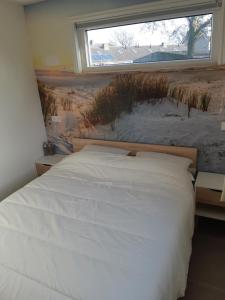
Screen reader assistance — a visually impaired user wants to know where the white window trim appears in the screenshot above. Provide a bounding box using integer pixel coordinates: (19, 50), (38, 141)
(71, 0), (224, 73)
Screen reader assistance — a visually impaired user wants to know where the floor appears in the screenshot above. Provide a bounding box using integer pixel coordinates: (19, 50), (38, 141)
(181, 217), (225, 300)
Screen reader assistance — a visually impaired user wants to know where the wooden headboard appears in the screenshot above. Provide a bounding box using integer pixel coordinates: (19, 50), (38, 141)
(73, 138), (198, 168)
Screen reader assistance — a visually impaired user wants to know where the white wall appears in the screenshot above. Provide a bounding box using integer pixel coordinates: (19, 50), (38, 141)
(25, 0), (225, 71)
(0, 0), (46, 200)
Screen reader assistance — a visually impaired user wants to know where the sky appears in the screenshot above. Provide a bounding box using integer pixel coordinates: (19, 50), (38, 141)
(87, 14), (212, 47)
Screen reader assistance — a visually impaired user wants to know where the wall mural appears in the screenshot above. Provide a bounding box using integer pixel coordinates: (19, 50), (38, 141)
(36, 66), (225, 173)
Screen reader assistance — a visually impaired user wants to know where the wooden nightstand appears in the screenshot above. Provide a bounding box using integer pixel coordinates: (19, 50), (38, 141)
(36, 155), (66, 176)
(195, 172), (225, 220)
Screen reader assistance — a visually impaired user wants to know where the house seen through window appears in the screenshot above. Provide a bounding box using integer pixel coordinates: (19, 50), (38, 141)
(86, 14), (212, 67)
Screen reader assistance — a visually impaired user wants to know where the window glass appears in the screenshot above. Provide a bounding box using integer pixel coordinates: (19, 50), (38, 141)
(86, 14), (212, 67)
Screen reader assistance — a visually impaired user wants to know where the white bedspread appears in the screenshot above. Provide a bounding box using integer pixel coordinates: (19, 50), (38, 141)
(0, 151), (195, 300)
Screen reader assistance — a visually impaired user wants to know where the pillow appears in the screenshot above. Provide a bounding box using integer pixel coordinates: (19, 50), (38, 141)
(136, 151), (193, 170)
(80, 144), (129, 155)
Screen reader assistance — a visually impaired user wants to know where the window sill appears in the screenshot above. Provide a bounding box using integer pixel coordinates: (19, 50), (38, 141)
(80, 59), (216, 74)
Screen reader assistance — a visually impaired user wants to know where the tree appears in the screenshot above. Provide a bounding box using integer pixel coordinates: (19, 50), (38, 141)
(111, 30), (135, 49)
(184, 16), (211, 58)
(144, 15), (212, 58)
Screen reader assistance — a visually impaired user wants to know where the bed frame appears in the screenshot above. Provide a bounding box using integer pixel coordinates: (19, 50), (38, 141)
(73, 138), (198, 169)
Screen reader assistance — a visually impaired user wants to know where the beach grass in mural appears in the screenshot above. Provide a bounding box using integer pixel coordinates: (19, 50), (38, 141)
(36, 67), (225, 172)
(84, 74), (169, 127)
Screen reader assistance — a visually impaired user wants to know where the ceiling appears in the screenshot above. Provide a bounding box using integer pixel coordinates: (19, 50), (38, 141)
(14, 0), (46, 4)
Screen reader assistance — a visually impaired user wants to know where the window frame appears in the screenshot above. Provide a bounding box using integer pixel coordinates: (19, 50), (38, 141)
(72, 1), (224, 73)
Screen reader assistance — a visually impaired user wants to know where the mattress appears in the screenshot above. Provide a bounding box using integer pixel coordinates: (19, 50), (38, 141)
(0, 151), (195, 300)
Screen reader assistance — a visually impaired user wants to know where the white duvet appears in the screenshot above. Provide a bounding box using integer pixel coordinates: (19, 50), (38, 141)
(0, 151), (195, 300)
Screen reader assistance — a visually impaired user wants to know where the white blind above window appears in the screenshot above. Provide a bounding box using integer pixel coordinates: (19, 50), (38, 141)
(74, 0), (222, 29)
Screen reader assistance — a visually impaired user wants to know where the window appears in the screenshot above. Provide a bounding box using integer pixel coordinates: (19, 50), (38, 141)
(73, 1), (222, 72)
(87, 14), (212, 67)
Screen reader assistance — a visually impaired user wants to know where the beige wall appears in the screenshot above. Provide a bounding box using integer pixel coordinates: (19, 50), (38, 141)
(0, 0), (46, 200)
(25, 0), (151, 71)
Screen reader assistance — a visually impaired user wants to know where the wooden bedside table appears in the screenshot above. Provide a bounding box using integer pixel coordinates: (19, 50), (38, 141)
(36, 155), (66, 176)
(195, 172), (225, 220)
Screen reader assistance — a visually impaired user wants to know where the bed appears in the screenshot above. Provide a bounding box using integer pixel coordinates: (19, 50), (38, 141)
(0, 140), (197, 300)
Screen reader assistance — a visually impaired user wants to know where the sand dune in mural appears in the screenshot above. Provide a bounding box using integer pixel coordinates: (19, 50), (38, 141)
(36, 67), (225, 172)
(85, 101), (225, 172)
